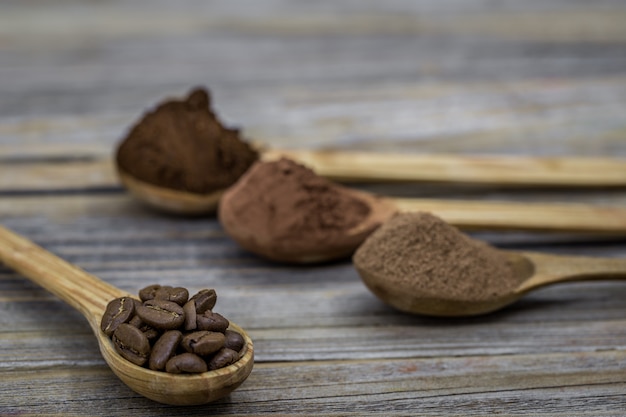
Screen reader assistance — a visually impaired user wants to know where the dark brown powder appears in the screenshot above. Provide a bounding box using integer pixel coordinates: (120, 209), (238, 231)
(219, 158), (372, 262)
(116, 88), (259, 194)
(354, 212), (523, 302)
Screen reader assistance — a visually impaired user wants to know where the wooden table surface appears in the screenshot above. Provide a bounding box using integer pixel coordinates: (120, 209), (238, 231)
(1, 1), (625, 415)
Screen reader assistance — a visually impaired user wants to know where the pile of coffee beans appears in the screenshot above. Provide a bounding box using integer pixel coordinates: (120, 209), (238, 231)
(100, 285), (245, 374)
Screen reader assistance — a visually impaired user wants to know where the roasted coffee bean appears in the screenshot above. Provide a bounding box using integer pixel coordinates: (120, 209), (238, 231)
(223, 330), (245, 352)
(100, 297), (135, 336)
(155, 286), (189, 306)
(181, 331), (225, 356)
(183, 300), (197, 331)
(129, 313), (161, 344)
(136, 299), (185, 330)
(127, 300), (144, 327)
(190, 289), (217, 313)
(112, 323), (150, 366)
(149, 330), (182, 371)
(165, 353), (208, 374)
(207, 348), (239, 371)
(138, 284), (162, 302)
(128, 314), (143, 328)
(143, 327), (160, 344)
(102, 285), (240, 374)
(196, 311), (229, 332)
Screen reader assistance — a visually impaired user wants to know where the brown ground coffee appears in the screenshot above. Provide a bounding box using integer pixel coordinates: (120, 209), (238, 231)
(116, 88), (258, 194)
(354, 212), (524, 302)
(219, 158), (371, 262)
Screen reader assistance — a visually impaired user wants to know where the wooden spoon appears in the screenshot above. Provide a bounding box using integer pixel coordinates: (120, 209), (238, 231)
(219, 186), (626, 264)
(263, 149), (626, 187)
(0, 225), (254, 406)
(116, 150), (626, 215)
(355, 250), (626, 317)
(117, 168), (224, 215)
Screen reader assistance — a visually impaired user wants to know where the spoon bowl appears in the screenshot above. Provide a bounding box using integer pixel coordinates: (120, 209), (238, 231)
(219, 186), (396, 264)
(98, 320), (253, 405)
(0, 225), (254, 405)
(117, 168), (224, 215)
(356, 250), (626, 317)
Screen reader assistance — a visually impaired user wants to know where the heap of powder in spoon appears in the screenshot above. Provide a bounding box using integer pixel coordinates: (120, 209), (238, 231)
(219, 158), (373, 262)
(353, 212), (525, 305)
(116, 88), (258, 194)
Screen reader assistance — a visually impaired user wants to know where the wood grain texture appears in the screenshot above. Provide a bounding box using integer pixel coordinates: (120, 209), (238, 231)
(1, 0), (625, 415)
(264, 149), (626, 186)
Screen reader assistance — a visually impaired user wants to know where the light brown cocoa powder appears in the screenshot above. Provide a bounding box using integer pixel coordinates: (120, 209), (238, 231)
(219, 158), (371, 261)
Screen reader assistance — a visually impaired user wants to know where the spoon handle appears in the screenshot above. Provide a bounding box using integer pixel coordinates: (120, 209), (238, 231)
(264, 149), (626, 187)
(518, 251), (626, 292)
(0, 225), (126, 326)
(392, 198), (626, 234)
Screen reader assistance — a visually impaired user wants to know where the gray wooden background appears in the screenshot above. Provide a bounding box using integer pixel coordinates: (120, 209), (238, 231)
(1, 1), (625, 416)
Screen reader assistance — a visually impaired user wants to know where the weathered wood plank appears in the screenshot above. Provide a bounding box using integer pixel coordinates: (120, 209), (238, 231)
(1, 351), (624, 416)
(1, 2), (625, 155)
(0, 159), (117, 191)
(1, 0), (625, 415)
(1, 77), (625, 157)
(2, 314), (625, 366)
